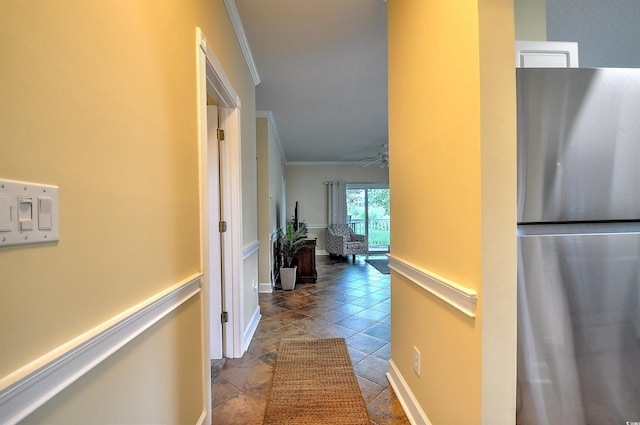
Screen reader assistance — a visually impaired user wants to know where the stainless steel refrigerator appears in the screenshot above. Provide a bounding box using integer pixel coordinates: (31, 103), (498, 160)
(516, 68), (640, 425)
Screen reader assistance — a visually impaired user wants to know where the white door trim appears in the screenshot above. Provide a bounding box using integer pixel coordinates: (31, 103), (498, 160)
(206, 105), (223, 359)
(196, 26), (244, 424)
(218, 105), (245, 358)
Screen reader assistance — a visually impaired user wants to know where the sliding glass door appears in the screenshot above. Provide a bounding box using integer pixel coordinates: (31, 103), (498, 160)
(346, 184), (390, 253)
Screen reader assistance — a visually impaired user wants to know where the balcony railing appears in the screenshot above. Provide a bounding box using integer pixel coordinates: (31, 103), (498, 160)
(347, 218), (390, 252)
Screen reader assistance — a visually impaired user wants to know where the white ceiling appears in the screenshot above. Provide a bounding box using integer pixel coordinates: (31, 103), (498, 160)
(234, 0), (388, 163)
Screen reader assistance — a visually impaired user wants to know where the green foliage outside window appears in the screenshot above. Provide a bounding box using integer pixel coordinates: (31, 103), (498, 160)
(346, 188), (390, 248)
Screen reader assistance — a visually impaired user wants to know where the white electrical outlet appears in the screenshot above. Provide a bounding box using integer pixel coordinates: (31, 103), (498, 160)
(413, 346), (421, 376)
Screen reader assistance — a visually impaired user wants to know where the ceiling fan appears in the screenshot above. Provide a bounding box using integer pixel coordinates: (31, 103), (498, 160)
(360, 144), (389, 168)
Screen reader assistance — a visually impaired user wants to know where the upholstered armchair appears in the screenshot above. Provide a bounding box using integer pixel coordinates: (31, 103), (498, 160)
(325, 224), (368, 263)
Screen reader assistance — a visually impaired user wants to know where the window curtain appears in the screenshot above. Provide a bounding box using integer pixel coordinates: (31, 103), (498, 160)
(325, 181), (346, 225)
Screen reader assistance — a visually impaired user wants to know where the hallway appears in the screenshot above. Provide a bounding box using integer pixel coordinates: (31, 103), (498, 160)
(211, 255), (409, 424)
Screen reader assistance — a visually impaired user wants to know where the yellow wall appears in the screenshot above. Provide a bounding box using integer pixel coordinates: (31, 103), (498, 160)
(478, 0), (518, 421)
(514, 0), (547, 40)
(1, 0), (256, 422)
(257, 118), (272, 284)
(267, 124), (285, 237)
(257, 116), (285, 287)
(388, 0), (516, 423)
(22, 297), (204, 424)
(389, 1), (482, 286)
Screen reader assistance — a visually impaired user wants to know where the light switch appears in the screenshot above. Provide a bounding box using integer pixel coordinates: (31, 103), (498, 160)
(0, 194), (11, 232)
(18, 196), (33, 231)
(38, 197), (53, 230)
(1, 179), (59, 247)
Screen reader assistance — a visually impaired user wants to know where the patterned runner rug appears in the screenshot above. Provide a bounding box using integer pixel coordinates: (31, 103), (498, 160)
(263, 338), (370, 425)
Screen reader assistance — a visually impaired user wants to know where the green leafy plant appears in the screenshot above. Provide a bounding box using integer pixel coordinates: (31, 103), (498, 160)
(278, 220), (308, 268)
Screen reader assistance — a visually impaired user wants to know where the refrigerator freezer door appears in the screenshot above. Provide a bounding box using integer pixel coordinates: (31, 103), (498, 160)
(517, 68), (640, 223)
(517, 232), (640, 425)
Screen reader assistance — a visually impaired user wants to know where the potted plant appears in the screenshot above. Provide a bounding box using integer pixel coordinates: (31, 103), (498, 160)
(277, 220), (308, 290)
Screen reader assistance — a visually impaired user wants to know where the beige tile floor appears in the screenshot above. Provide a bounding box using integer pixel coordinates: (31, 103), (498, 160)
(211, 255), (410, 425)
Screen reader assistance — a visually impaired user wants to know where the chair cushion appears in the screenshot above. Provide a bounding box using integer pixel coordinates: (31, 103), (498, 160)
(331, 224), (352, 240)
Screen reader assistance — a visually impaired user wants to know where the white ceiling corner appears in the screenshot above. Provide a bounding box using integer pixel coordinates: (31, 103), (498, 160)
(257, 110), (286, 162)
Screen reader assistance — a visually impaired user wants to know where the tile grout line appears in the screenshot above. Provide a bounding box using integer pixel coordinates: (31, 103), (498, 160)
(212, 255), (408, 424)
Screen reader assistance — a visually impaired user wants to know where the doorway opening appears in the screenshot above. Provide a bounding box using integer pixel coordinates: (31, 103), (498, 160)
(206, 104), (224, 359)
(196, 25), (245, 423)
(346, 184), (390, 253)
(197, 27), (244, 359)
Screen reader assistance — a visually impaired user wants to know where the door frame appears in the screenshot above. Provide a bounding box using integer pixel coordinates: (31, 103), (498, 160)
(206, 105), (223, 359)
(345, 183), (390, 253)
(196, 26), (245, 422)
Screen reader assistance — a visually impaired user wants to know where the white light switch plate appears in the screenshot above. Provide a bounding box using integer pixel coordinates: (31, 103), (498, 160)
(0, 179), (59, 247)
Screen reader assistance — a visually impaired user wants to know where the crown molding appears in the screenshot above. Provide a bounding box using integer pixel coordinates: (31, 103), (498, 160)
(223, 0), (261, 86)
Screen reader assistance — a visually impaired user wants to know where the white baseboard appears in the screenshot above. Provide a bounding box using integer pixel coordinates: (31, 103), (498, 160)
(243, 306), (261, 352)
(386, 359), (432, 425)
(0, 274), (203, 425)
(316, 249), (328, 256)
(258, 282), (273, 293)
(196, 409), (207, 425)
